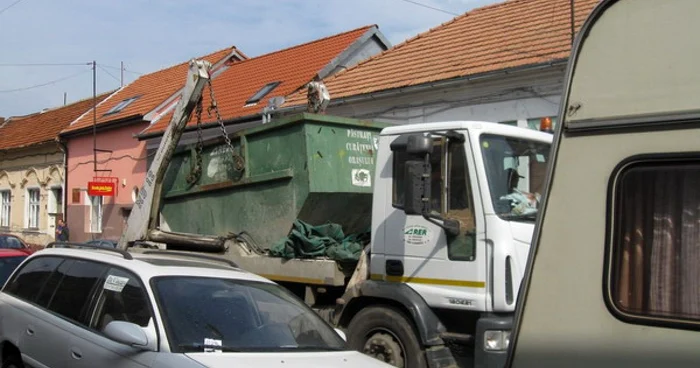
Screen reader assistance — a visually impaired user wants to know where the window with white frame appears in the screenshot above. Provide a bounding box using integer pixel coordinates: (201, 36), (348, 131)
(27, 188), (40, 229)
(89, 195), (103, 233)
(0, 191), (10, 228)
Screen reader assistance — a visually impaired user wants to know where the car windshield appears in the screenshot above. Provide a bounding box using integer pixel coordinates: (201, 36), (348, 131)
(0, 236), (24, 250)
(152, 276), (347, 353)
(480, 133), (551, 222)
(0, 256), (27, 285)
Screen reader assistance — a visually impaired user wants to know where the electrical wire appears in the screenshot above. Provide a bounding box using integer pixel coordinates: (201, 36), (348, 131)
(0, 62), (91, 67)
(100, 64), (143, 75)
(0, 0), (23, 15)
(395, 0), (459, 16)
(97, 65), (121, 84)
(68, 152), (156, 173)
(0, 68), (91, 93)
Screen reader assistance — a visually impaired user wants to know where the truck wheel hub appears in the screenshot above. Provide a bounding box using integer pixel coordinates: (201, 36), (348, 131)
(363, 331), (405, 367)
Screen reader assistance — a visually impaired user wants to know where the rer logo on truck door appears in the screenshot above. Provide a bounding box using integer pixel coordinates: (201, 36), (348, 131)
(404, 225), (431, 245)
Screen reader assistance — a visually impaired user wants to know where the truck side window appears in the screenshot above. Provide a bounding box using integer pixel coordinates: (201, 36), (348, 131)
(609, 160), (700, 325)
(446, 140), (476, 261)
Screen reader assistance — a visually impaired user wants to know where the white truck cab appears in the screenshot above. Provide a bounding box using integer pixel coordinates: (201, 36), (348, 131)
(339, 121), (552, 367)
(371, 121), (551, 313)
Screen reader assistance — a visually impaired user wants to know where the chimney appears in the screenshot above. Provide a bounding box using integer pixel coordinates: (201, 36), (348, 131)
(0, 117), (4, 126)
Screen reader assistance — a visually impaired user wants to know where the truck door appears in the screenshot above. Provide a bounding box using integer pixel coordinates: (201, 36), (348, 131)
(381, 132), (488, 311)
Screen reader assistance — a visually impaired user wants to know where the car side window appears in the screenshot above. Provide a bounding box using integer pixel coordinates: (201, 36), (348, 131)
(3, 256), (63, 302)
(34, 259), (69, 307)
(46, 259), (108, 324)
(90, 267), (152, 331)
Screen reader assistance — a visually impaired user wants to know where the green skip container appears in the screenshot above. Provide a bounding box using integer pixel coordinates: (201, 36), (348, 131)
(159, 113), (389, 250)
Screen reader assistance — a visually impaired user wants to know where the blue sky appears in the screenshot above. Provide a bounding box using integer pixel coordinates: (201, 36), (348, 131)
(0, 0), (501, 118)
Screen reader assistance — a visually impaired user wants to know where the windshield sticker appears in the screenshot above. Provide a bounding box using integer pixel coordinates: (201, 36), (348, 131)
(482, 141), (489, 148)
(351, 169), (371, 187)
(404, 225), (431, 245)
(103, 275), (129, 293)
(204, 338), (222, 353)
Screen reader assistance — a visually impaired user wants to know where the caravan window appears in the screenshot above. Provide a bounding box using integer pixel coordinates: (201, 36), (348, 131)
(609, 159), (700, 326)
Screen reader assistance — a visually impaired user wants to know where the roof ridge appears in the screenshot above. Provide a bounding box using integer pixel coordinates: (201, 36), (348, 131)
(233, 24), (375, 66)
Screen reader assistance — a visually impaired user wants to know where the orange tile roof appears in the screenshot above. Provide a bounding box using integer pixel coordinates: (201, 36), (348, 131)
(141, 25), (375, 136)
(63, 46), (243, 134)
(0, 92), (112, 150)
(285, 0), (599, 106)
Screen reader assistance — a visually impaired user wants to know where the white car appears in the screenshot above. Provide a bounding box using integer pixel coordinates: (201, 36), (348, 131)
(0, 243), (394, 368)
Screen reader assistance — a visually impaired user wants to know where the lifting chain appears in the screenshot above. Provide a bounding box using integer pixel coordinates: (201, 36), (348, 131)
(207, 80), (245, 172)
(185, 97), (204, 186)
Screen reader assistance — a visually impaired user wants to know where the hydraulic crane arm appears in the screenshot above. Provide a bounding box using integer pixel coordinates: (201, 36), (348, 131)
(117, 59), (212, 250)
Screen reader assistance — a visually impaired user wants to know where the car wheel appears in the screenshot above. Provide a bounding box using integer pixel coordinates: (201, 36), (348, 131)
(346, 305), (427, 368)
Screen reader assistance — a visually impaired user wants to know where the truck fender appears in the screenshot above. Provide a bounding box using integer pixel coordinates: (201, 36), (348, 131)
(337, 280), (446, 347)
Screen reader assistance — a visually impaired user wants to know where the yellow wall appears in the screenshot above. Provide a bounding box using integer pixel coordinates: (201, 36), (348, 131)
(0, 143), (64, 246)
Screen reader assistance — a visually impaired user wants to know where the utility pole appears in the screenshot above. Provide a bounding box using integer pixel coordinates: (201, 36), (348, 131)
(120, 61), (124, 87)
(92, 61), (97, 173)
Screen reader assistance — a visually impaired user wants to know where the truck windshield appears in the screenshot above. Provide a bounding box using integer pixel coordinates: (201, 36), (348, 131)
(480, 134), (551, 221)
(152, 276), (347, 353)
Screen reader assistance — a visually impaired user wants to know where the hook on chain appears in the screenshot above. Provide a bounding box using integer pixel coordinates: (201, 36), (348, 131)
(206, 81), (245, 173)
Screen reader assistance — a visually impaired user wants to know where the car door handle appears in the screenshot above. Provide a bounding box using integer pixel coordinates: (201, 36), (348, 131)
(71, 348), (82, 360)
(25, 326), (34, 336)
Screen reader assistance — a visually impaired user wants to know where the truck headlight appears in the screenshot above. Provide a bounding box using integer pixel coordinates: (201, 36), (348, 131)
(484, 330), (511, 351)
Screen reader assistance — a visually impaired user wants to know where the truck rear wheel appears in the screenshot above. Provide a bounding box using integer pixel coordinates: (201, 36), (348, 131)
(346, 305), (427, 368)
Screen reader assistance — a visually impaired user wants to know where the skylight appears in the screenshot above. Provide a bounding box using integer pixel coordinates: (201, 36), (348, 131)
(104, 96), (140, 116)
(245, 82), (281, 105)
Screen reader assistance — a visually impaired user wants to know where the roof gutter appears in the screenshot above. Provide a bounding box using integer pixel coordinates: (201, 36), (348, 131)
(278, 58), (570, 113)
(136, 113), (262, 140)
(59, 114), (144, 139)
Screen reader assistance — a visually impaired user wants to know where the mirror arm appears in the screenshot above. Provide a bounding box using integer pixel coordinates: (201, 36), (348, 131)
(422, 212), (460, 237)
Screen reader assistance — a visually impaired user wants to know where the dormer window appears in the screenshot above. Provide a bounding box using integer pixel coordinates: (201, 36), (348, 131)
(104, 96), (140, 116)
(245, 82), (281, 106)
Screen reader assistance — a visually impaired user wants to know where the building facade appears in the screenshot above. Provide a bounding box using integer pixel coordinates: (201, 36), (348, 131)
(0, 95), (110, 246)
(0, 143), (65, 245)
(63, 122), (149, 242)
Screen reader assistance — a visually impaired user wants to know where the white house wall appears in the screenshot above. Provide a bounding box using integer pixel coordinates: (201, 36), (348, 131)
(325, 64), (567, 129)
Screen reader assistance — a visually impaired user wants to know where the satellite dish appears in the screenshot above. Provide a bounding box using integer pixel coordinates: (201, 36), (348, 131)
(268, 96), (285, 108)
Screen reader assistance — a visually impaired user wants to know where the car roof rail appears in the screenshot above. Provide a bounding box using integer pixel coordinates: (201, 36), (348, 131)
(140, 250), (239, 268)
(45, 241), (133, 260)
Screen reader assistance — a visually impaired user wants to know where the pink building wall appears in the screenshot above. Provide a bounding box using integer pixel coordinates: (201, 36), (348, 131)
(65, 122), (149, 242)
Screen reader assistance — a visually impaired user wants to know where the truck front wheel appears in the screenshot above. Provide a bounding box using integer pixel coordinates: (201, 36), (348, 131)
(346, 305), (427, 368)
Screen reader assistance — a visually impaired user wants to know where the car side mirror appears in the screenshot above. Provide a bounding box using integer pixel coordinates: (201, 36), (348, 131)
(103, 321), (149, 348)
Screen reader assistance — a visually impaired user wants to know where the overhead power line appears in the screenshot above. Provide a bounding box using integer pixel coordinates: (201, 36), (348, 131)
(0, 68), (91, 93)
(0, 0), (24, 15)
(0, 62), (91, 67)
(101, 64), (143, 75)
(396, 0), (459, 16)
(97, 65), (121, 84)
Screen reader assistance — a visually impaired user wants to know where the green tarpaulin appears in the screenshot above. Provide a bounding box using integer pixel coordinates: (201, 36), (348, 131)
(270, 219), (370, 262)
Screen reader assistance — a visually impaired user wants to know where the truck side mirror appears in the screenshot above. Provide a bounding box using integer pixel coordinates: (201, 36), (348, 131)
(404, 160), (430, 215)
